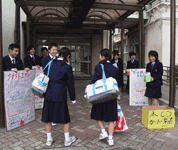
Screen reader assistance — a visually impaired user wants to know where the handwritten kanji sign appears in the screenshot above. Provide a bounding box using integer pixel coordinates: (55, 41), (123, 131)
(142, 105), (175, 129)
(4, 70), (36, 131)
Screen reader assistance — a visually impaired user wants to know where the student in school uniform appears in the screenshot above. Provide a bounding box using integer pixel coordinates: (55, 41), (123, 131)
(42, 43), (58, 67)
(24, 45), (41, 69)
(126, 52), (139, 90)
(3, 43), (29, 72)
(41, 47), (76, 147)
(41, 43), (59, 126)
(111, 50), (123, 100)
(40, 47), (48, 66)
(90, 49), (120, 146)
(145, 50), (163, 106)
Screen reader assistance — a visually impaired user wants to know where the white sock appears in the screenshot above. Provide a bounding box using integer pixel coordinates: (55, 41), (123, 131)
(64, 132), (70, 141)
(101, 129), (106, 133)
(108, 135), (113, 140)
(47, 132), (52, 141)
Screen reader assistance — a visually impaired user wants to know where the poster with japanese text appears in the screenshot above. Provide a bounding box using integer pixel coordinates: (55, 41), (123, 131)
(130, 69), (148, 106)
(4, 70), (36, 131)
(32, 66), (44, 109)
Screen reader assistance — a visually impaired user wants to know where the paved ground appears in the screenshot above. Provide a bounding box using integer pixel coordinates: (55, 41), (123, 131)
(0, 80), (178, 150)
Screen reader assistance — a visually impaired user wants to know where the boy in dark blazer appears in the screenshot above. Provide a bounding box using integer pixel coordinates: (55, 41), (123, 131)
(3, 43), (29, 72)
(42, 43), (58, 67)
(126, 52), (139, 90)
(42, 43), (58, 127)
(40, 47), (48, 66)
(24, 45), (41, 69)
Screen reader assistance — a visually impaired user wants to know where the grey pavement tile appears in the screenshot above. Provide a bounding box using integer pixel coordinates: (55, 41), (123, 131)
(23, 146), (33, 150)
(9, 142), (23, 148)
(19, 141), (33, 148)
(0, 142), (13, 149)
(13, 146), (24, 150)
(2, 147), (13, 150)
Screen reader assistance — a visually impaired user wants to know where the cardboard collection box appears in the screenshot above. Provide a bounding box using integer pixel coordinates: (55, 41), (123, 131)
(142, 105), (175, 129)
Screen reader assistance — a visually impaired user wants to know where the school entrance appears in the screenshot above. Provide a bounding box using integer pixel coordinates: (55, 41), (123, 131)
(35, 35), (92, 77)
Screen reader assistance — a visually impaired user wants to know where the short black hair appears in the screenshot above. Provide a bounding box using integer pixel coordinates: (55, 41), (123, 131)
(112, 50), (118, 55)
(148, 50), (159, 61)
(129, 52), (136, 58)
(27, 45), (34, 52)
(99, 48), (111, 64)
(41, 47), (48, 53)
(48, 43), (58, 50)
(112, 50), (119, 57)
(8, 43), (19, 51)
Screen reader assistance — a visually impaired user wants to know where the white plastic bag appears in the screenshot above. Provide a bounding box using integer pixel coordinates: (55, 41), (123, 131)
(114, 104), (128, 132)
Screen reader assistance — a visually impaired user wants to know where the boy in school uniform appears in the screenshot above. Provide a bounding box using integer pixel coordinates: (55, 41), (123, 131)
(3, 43), (29, 72)
(126, 52), (139, 90)
(42, 43), (59, 126)
(40, 47), (48, 66)
(24, 45), (41, 69)
(42, 43), (58, 67)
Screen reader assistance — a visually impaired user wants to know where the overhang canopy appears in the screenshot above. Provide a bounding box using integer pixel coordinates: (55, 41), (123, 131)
(15, 0), (152, 29)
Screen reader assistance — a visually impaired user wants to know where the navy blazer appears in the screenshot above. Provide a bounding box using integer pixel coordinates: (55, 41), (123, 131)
(110, 58), (123, 87)
(3, 55), (24, 71)
(42, 59), (76, 102)
(90, 62), (120, 87)
(24, 55), (40, 69)
(42, 55), (52, 68)
(127, 59), (139, 69)
(39, 56), (46, 66)
(146, 61), (163, 87)
(111, 58), (123, 72)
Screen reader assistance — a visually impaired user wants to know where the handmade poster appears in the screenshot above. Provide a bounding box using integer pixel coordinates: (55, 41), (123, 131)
(4, 70), (36, 131)
(130, 69), (148, 106)
(32, 66), (44, 109)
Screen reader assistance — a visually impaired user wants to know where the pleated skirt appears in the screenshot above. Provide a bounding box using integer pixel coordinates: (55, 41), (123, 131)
(145, 86), (162, 98)
(90, 99), (118, 122)
(41, 100), (70, 124)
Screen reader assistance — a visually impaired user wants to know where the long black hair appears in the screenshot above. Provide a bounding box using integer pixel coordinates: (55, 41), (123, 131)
(99, 48), (111, 64)
(112, 50), (119, 58)
(148, 50), (159, 62)
(59, 47), (70, 66)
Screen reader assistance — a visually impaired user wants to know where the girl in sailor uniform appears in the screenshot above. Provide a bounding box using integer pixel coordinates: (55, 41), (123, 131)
(145, 50), (163, 106)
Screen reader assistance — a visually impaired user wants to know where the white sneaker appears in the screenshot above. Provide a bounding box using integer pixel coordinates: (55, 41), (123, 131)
(99, 132), (108, 140)
(65, 136), (76, 147)
(52, 123), (57, 126)
(107, 137), (114, 146)
(46, 139), (53, 146)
